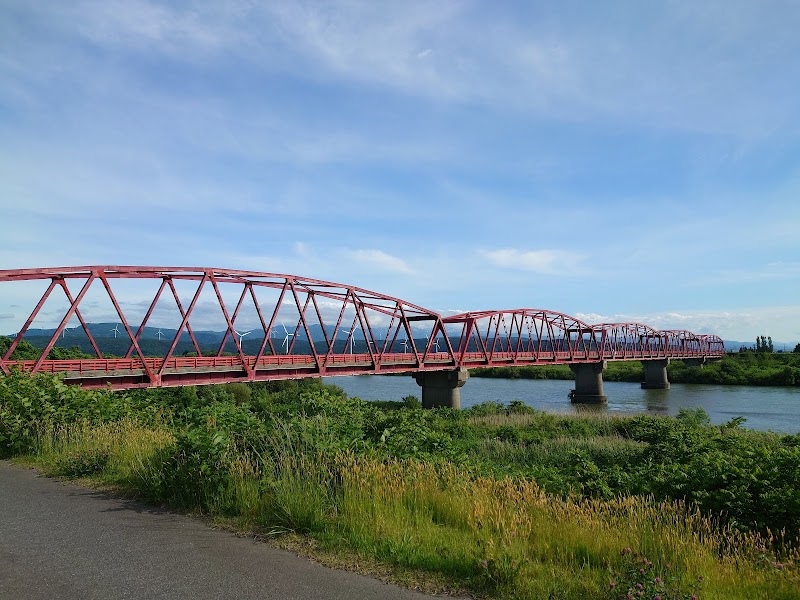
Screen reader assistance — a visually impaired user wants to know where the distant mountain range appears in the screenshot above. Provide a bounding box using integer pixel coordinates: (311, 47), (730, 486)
(723, 340), (799, 352)
(11, 322), (408, 342)
(5, 325), (797, 357)
(2, 323), (425, 357)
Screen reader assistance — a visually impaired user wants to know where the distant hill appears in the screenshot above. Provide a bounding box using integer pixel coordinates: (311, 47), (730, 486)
(724, 340), (800, 352)
(2, 322), (428, 358)
(7, 325), (796, 358)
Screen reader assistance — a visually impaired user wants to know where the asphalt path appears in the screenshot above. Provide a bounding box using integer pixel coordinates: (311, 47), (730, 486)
(0, 461), (453, 600)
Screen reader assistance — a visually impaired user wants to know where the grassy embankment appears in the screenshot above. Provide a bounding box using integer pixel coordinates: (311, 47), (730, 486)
(472, 352), (800, 387)
(1, 371), (799, 599)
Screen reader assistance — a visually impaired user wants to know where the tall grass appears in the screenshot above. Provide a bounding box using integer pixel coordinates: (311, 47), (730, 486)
(18, 419), (799, 599)
(335, 456), (799, 598)
(33, 419), (173, 490)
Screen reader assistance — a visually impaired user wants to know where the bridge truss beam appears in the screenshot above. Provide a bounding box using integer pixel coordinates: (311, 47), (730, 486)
(0, 267), (725, 390)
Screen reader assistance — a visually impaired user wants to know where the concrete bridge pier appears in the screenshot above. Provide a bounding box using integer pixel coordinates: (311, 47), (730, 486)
(414, 368), (469, 409)
(569, 361), (607, 404)
(641, 359), (671, 389)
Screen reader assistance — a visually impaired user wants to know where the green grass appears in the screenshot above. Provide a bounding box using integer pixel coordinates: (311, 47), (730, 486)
(15, 423), (800, 599)
(2, 371), (800, 599)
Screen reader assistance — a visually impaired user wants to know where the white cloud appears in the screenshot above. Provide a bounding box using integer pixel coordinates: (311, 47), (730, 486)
(346, 249), (412, 274)
(68, 0), (242, 57)
(575, 307), (800, 344)
(483, 248), (584, 275)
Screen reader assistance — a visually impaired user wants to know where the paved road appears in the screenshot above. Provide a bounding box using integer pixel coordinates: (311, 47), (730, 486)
(0, 461), (450, 600)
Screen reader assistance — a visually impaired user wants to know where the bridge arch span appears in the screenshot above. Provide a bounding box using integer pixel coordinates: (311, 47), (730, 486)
(0, 266), (725, 389)
(443, 309), (597, 367)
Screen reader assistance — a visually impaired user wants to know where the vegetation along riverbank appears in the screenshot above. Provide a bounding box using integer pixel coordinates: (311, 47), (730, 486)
(1, 371), (798, 598)
(471, 351), (800, 387)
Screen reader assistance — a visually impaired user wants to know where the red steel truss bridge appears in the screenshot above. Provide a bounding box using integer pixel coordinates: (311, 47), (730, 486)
(0, 267), (724, 399)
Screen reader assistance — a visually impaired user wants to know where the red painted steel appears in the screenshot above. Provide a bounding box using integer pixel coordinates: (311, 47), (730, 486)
(0, 267), (725, 389)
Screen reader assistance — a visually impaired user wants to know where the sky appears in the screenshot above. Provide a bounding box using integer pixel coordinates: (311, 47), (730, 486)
(1, 1), (799, 344)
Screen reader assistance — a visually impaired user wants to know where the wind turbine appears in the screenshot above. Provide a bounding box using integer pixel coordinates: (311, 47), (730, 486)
(426, 333), (440, 353)
(281, 324), (294, 355)
(342, 327), (358, 354)
(111, 324), (121, 339)
(156, 328), (164, 340)
(400, 338), (409, 352)
(234, 329), (251, 346)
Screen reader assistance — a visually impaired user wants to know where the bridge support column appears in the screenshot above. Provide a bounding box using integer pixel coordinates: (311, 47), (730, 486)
(569, 361), (607, 404)
(413, 368), (469, 409)
(641, 359), (670, 389)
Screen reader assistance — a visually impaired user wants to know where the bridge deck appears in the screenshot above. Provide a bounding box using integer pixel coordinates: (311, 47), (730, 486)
(3, 350), (719, 389)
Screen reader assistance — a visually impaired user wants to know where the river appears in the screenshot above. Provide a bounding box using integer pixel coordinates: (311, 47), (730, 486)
(322, 375), (800, 434)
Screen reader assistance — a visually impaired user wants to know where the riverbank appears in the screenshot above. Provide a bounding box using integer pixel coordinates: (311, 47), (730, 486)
(1, 372), (798, 599)
(471, 352), (800, 386)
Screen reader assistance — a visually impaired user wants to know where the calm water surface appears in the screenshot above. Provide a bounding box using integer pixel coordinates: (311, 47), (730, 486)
(322, 375), (800, 434)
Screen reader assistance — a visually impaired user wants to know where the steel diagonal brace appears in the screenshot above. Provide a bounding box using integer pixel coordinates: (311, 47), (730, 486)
(1, 279), (58, 373)
(99, 272), (156, 384)
(261, 280), (289, 359)
(32, 274), (96, 374)
(397, 304), (420, 367)
(216, 283), (249, 357)
(125, 278), (168, 359)
(159, 274), (207, 377)
(289, 281), (319, 369)
(209, 274), (253, 379)
(247, 284), (272, 369)
(57, 280), (105, 359)
(324, 288), (352, 368)
(352, 300), (373, 364)
(166, 279), (203, 356)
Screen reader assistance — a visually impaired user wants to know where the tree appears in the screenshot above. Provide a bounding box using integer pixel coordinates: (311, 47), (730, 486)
(756, 336), (774, 353)
(794, 343), (800, 354)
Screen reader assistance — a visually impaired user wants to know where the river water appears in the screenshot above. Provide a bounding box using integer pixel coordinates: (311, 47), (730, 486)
(322, 375), (800, 434)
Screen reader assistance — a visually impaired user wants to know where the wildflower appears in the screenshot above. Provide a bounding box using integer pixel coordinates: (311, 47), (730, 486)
(635, 583), (643, 590)
(622, 547), (632, 555)
(639, 568), (645, 575)
(690, 596), (697, 600)
(481, 560), (488, 569)
(609, 582), (616, 589)
(654, 596), (661, 600)
(654, 576), (662, 584)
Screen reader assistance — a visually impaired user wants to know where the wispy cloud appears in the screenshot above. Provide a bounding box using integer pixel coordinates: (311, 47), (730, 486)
(346, 249), (412, 274)
(575, 307), (800, 343)
(482, 248), (584, 276)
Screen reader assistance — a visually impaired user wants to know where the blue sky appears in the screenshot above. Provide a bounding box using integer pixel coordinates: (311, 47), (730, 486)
(2, 1), (799, 343)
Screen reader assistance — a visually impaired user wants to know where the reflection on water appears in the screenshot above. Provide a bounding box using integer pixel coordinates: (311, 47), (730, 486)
(643, 389), (672, 414)
(322, 375), (800, 434)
